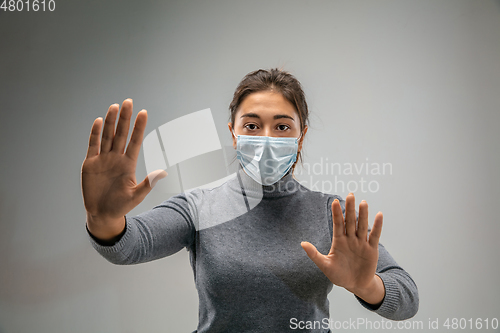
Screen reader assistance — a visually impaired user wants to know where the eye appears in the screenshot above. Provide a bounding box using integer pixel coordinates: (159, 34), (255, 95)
(244, 123), (259, 131)
(277, 124), (290, 131)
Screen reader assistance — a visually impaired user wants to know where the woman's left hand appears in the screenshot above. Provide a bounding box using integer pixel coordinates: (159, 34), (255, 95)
(301, 193), (385, 306)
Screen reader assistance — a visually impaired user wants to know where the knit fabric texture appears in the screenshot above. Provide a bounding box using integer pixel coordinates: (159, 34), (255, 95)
(87, 166), (419, 332)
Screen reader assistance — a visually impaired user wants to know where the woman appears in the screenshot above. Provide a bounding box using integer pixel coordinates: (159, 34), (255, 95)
(82, 68), (418, 332)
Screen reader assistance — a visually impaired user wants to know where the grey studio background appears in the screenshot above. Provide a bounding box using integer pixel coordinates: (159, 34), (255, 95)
(1, 0), (499, 332)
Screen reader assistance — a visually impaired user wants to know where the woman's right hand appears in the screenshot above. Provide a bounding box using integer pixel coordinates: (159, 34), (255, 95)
(81, 99), (167, 240)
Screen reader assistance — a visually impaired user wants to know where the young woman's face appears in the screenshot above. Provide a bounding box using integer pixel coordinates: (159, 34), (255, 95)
(228, 90), (307, 149)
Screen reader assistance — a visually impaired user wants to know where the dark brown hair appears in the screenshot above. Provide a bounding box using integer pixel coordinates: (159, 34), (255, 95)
(229, 68), (310, 170)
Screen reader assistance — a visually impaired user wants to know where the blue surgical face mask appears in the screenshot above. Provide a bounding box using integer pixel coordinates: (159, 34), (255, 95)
(233, 132), (302, 186)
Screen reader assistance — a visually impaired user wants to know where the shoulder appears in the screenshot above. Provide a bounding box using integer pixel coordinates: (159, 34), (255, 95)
(183, 173), (237, 204)
(177, 174), (250, 231)
(293, 177), (345, 207)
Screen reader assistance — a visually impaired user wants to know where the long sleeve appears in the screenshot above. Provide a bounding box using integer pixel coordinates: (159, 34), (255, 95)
(326, 195), (419, 321)
(86, 193), (196, 265)
(355, 243), (419, 320)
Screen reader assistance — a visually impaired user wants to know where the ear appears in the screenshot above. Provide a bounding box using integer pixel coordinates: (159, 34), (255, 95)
(298, 125), (308, 153)
(228, 122), (237, 149)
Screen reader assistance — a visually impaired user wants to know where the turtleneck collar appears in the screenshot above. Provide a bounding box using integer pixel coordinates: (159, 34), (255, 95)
(227, 164), (302, 198)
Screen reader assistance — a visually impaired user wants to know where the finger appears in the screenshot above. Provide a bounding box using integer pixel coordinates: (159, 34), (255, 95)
(146, 169), (168, 189)
(345, 193), (356, 237)
(86, 117), (103, 158)
(301, 241), (328, 272)
(133, 169), (168, 205)
(100, 103), (119, 153)
(332, 199), (344, 238)
(368, 212), (383, 248)
(111, 98), (133, 154)
(125, 110), (148, 161)
(357, 200), (369, 241)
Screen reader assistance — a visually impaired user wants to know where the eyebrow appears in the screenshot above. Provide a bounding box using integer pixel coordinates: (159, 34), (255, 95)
(240, 113), (295, 121)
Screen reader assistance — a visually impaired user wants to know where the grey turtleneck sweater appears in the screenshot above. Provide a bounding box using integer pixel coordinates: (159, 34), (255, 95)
(87, 167), (419, 332)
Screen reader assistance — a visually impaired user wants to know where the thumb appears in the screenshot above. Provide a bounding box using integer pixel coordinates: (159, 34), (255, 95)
(135, 169), (168, 201)
(146, 169), (168, 189)
(301, 241), (328, 271)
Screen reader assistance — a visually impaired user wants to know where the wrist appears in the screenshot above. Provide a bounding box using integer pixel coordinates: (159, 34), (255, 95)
(349, 275), (385, 306)
(86, 212), (126, 242)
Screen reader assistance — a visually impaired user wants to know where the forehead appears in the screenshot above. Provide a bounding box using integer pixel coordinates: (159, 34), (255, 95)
(236, 91), (298, 119)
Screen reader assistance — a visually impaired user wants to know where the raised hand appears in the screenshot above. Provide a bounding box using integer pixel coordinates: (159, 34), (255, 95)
(81, 99), (166, 240)
(301, 193), (385, 305)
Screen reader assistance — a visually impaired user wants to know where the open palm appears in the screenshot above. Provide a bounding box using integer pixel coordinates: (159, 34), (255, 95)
(301, 194), (383, 298)
(81, 99), (166, 222)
